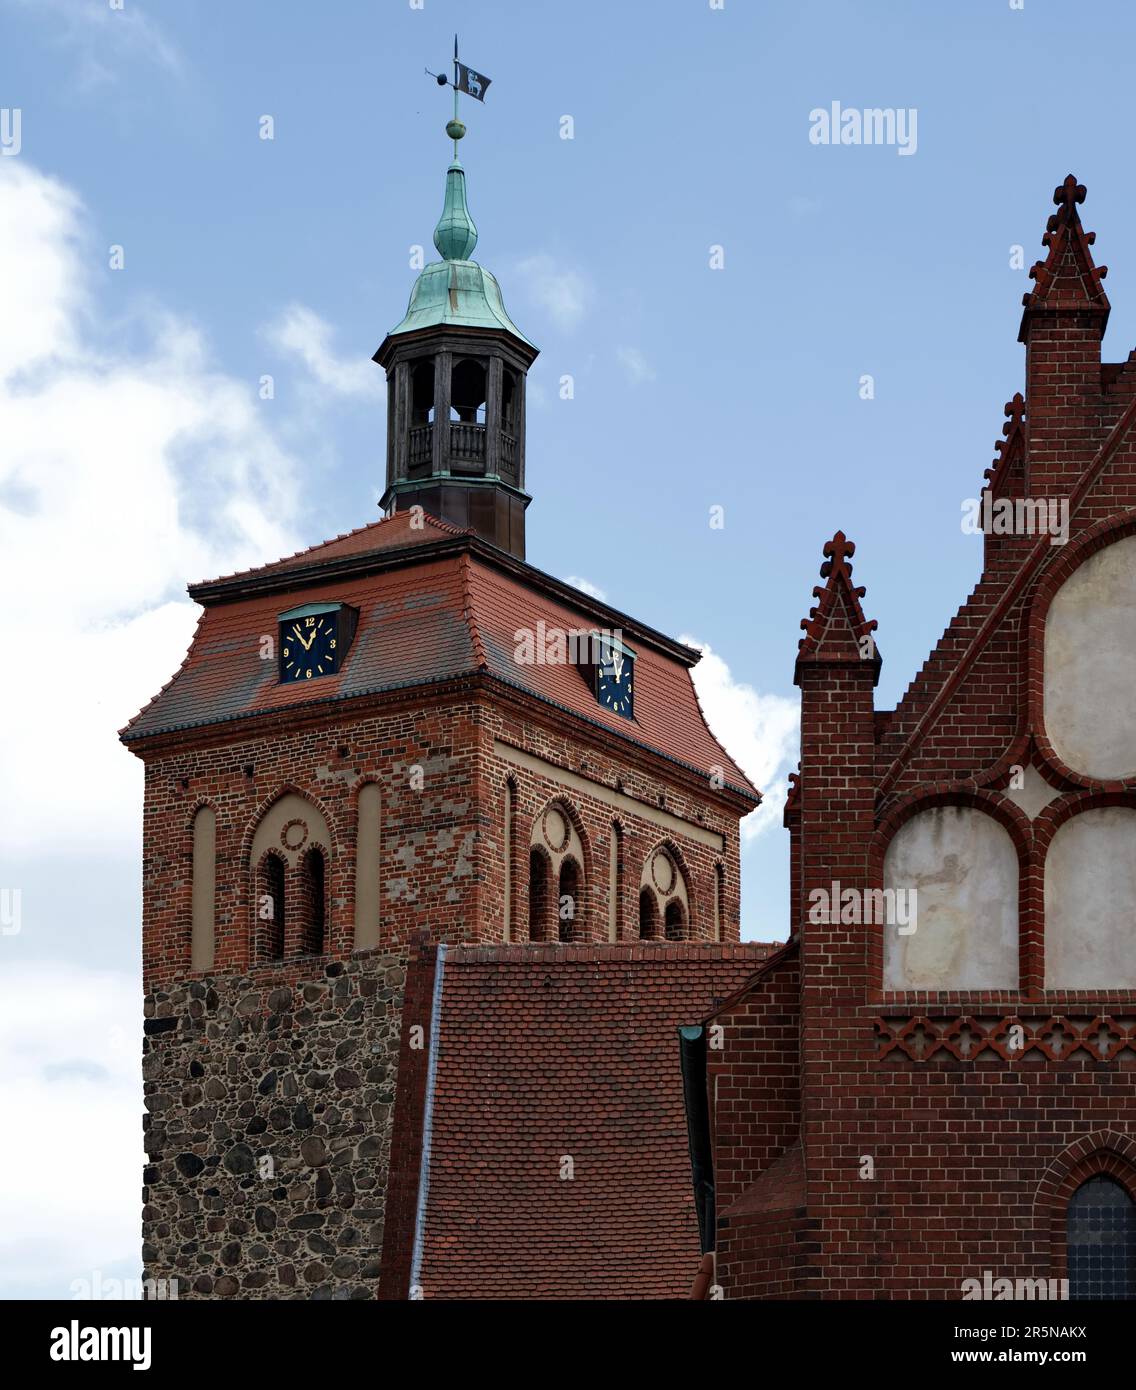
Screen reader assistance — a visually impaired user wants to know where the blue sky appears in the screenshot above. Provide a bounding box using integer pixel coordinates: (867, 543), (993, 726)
(4, 0), (1136, 1296)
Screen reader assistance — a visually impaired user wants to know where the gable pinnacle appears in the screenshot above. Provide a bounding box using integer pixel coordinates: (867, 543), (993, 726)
(1019, 174), (1109, 341)
(795, 530), (880, 684)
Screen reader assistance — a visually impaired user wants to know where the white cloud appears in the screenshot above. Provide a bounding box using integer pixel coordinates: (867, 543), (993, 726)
(616, 346), (656, 384)
(681, 636), (799, 841)
(0, 962), (142, 1295)
(13, 0), (183, 89)
(564, 574), (607, 602)
(263, 304), (379, 397)
(514, 253), (592, 331)
(0, 159), (303, 855)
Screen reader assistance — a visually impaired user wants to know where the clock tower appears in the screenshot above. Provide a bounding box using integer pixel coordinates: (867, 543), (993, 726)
(123, 123), (761, 1300)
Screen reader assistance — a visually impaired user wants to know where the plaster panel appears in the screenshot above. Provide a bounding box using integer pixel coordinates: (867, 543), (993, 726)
(1045, 807), (1136, 988)
(883, 806), (1019, 990)
(1044, 534), (1136, 780)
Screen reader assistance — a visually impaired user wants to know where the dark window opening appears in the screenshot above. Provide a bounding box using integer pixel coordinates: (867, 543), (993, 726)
(411, 361), (434, 426)
(1068, 1176), (1136, 1299)
(501, 370), (517, 430)
(529, 847), (550, 943)
(259, 854), (285, 961)
(558, 859), (580, 944)
(450, 358), (487, 424)
(299, 849), (326, 956)
(664, 899), (686, 942)
(639, 887), (659, 941)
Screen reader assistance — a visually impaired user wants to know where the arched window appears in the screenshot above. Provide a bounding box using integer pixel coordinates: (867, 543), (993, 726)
(529, 800), (586, 943)
(249, 792), (333, 962)
(529, 847), (551, 942)
(501, 369), (517, 430)
(1067, 1176), (1136, 1299)
(664, 898), (686, 942)
(558, 859), (580, 944)
(639, 887), (659, 941)
(450, 358), (487, 424)
(411, 361), (434, 425)
(298, 848), (326, 957)
(258, 853), (286, 961)
(639, 845), (689, 942)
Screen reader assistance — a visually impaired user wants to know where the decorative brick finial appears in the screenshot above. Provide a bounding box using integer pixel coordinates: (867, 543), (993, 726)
(1047, 174), (1086, 234)
(818, 530), (856, 581)
(984, 393), (1027, 490)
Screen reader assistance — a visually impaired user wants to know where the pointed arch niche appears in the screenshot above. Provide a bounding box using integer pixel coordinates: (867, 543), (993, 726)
(528, 800), (587, 943)
(250, 792), (333, 962)
(639, 844), (690, 942)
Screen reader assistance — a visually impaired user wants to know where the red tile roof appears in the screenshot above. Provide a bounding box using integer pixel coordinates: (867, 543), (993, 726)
(196, 509), (471, 587)
(122, 516), (759, 799)
(417, 943), (773, 1300)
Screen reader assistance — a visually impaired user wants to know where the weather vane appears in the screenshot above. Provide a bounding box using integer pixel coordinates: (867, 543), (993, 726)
(426, 35), (492, 158)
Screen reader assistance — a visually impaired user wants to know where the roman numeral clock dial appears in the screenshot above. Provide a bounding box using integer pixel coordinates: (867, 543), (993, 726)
(277, 602), (357, 684)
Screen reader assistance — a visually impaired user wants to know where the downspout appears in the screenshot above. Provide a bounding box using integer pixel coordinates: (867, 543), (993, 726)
(408, 942), (447, 1298)
(678, 1024), (715, 1258)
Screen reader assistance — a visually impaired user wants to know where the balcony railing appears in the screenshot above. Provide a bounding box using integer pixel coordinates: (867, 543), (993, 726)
(404, 422), (518, 477)
(449, 420), (486, 467)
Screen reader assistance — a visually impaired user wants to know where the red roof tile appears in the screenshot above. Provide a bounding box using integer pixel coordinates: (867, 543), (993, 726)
(417, 944), (773, 1300)
(122, 526), (759, 798)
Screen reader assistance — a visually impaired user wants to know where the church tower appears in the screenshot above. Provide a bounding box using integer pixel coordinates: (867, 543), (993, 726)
(124, 106), (760, 1300)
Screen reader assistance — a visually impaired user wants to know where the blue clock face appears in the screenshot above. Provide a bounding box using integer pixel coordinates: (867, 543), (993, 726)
(596, 642), (634, 718)
(280, 614), (339, 683)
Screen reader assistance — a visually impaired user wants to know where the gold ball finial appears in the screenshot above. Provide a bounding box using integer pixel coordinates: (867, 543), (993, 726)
(446, 118), (466, 142)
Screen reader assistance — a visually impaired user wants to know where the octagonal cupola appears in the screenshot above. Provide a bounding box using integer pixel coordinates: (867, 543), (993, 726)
(375, 143), (538, 560)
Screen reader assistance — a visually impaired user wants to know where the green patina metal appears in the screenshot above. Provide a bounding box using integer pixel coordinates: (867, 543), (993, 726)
(386, 159), (534, 347)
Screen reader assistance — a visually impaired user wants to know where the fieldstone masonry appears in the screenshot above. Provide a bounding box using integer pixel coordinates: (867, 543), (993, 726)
(142, 948), (406, 1300)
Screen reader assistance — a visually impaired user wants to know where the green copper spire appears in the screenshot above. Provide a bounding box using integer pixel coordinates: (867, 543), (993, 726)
(384, 136), (534, 348)
(433, 160), (478, 261)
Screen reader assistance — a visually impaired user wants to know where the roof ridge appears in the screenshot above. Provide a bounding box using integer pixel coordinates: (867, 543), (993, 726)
(879, 387), (1136, 794)
(680, 652), (763, 804)
(193, 509), (474, 589)
(118, 607), (207, 738)
(698, 935), (799, 1022)
(459, 552), (488, 669)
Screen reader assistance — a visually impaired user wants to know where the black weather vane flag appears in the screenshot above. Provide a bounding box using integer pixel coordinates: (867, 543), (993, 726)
(427, 36), (492, 156)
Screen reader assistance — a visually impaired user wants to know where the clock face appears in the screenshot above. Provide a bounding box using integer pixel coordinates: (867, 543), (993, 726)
(280, 613), (340, 683)
(596, 641), (634, 718)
